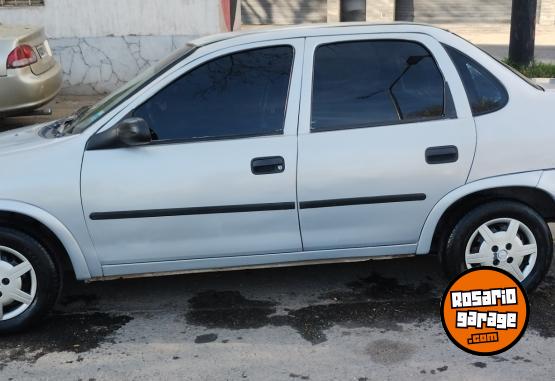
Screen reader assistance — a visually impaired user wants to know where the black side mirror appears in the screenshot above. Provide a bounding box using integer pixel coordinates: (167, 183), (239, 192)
(87, 118), (152, 150)
(117, 118), (152, 146)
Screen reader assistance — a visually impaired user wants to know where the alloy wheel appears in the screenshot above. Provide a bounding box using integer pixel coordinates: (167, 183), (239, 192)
(465, 218), (537, 282)
(0, 246), (37, 321)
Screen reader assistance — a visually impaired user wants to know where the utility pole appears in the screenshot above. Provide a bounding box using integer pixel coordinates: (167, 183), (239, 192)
(508, 0), (538, 66)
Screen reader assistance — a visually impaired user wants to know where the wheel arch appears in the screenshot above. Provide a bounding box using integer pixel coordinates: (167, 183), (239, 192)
(417, 171), (552, 254)
(0, 201), (91, 280)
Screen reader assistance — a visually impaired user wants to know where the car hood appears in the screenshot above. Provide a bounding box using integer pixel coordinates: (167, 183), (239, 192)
(0, 123), (74, 156)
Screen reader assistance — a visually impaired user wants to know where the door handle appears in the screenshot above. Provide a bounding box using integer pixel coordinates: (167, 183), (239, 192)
(251, 156), (285, 175)
(425, 146), (458, 164)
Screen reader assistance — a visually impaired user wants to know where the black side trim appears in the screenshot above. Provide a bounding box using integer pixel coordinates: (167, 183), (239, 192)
(90, 202), (296, 220)
(299, 194), (426, 210)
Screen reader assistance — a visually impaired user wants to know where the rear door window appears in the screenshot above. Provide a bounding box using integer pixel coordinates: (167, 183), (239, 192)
(311, 40), (450, 132)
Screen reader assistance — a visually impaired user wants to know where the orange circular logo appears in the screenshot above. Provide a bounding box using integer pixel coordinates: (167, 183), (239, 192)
(441, 268), (529, 355)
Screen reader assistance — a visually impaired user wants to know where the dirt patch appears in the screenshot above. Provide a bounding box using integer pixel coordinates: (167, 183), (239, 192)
(528, 274), (555, 338)
(366, 339), (417, 365)
(194, 333), (218, 344)
(0, 312), (132, 364)
(186, 274), (440, 345)
(186, 290), (278, 330)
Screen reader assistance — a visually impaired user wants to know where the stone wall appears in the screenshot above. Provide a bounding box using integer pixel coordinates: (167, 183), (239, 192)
(50, 35), (197, 95)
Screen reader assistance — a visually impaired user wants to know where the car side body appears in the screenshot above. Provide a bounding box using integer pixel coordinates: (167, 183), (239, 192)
(0, 24), (62, 116)
(0, 22), (554, 284)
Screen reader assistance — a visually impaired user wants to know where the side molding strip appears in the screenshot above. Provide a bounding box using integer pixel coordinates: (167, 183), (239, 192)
(90, 202), (296, 220)
(299, 193), (426, 209)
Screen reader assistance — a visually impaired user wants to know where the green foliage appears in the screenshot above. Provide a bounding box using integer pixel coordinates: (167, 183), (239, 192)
(503, 60), (555, 78)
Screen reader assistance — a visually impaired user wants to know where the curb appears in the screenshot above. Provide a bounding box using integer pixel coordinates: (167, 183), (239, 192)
(533, 78), (555, 85)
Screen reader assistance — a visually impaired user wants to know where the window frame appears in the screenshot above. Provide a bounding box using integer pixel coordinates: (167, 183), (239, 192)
(129, 44), (296, 146)
(443, 44), (510, 117)
(309, 38), (456, 134)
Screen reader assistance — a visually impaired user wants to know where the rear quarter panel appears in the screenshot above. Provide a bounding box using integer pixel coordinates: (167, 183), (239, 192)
(468, 88), (555, 182)
(437, 33), (555, 182)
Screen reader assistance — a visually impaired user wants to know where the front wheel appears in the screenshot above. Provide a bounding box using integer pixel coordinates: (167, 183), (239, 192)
(0, 228), (60, 334)
(442, 201), (553, 292)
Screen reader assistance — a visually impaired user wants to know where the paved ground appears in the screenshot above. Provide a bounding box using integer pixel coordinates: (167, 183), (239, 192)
(0, 256), (553, 380)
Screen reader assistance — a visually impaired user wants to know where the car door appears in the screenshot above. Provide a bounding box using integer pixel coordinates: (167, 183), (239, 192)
(81, 40), (304, 267)
(297, 34), (476, 252)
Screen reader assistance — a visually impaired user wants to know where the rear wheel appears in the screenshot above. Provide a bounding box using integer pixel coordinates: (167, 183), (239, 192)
(442, 201), (553, 292)
(0, 228), (60, 334)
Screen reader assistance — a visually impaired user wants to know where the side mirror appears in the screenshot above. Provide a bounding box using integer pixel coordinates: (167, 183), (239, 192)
(117, 118), (152, 146)
(87, 118), (152, 150)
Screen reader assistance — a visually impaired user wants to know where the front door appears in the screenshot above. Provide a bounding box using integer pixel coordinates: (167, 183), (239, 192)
(297, 34), (476, 251)
(81, 41), (304, 266)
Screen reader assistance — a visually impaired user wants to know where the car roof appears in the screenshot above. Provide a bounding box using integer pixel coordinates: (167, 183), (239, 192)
(191, 22), (456, 47)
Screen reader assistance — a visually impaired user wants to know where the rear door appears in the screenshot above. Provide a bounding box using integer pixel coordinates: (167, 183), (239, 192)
(297, 33), (476, 251)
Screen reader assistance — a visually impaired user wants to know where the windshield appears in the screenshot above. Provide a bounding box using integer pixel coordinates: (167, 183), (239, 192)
(67, 44), (197, 134)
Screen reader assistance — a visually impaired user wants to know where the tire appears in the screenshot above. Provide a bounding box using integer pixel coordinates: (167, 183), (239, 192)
(442, 200), (553, 293)
(0, 228), (60, 334)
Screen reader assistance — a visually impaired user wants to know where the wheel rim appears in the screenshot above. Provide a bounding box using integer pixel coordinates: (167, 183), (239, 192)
(465, 218), (537, 282)
(0, 246), (37, 321)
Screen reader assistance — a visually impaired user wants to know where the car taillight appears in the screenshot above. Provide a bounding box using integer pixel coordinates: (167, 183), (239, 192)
(6, 45), (38, 69)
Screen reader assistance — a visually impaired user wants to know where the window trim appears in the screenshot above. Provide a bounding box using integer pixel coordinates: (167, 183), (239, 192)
(442, 44), (510, 117)
(0, 0), (44, 7)
(129, 44), (296, 146)
(309, 39), (456, 134)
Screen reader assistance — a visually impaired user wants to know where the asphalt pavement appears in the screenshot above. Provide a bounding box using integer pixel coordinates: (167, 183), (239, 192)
(0, 254), (553, 380)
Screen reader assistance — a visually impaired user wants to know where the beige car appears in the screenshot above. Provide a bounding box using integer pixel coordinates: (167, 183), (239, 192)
(0, 24), (62, 116)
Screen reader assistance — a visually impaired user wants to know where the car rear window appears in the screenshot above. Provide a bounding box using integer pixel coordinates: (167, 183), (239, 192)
(444, 45), (509, 116)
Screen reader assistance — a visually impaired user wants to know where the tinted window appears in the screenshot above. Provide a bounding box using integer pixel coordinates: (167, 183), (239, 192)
(444, 45), (509, 116)
(134, 46), (294, 141)
(311, 40), (447, 132)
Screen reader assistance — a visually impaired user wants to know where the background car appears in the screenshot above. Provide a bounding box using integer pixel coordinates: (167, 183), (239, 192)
(0, 23), (553, 334)
(0, 24), (62, 117)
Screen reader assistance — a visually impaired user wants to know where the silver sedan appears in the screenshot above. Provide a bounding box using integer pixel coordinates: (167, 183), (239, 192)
(0, 23), (554, 333)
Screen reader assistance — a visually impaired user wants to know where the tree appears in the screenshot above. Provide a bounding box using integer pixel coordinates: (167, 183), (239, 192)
(509, 0), (538, 66)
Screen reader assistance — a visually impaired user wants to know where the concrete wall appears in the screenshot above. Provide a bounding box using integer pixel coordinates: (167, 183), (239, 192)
(0, 0), (226, 94)
(0, 0), (222, 38)
(539, 0), (555, 25)
(328, 0), (395, 22)
(366, 0), (395, 21)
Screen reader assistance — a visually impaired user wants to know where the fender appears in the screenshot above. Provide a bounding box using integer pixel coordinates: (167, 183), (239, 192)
(0, 199), (91, 279)
(416, 171), (543, 254)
